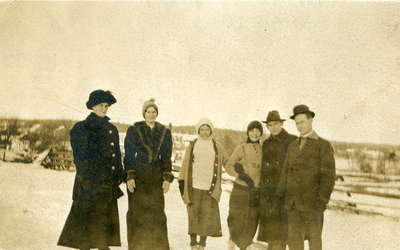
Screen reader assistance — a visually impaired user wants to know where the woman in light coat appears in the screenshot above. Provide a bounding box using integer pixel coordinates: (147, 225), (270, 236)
(225, 121), (264, 250)
(178, 118), (228, 250)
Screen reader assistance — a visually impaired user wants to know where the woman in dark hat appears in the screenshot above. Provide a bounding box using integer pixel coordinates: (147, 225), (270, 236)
(124, 98), (174, 250)
(58, 90), (125, 250)
(225, 121), (264, 250)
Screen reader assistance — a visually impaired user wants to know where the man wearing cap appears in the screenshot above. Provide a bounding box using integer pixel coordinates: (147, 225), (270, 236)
(276, 105), (335, 250)
(257, 111), (297, 250)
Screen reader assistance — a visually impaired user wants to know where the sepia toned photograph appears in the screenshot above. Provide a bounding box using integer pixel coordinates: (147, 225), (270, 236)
(0, 1), (399, 250)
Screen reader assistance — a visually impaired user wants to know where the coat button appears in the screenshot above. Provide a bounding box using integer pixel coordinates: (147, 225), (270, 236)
(110, 142), (114, 146)
(112, 166), (115, 170)
(109, 130), (112, 134)
(112, 153), (116, 157)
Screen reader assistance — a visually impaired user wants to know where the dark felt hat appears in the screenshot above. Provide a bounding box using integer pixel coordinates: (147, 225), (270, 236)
(262, 110), (286, 124)
(290, 104), (315, 120)
(86, 90), (117, 110)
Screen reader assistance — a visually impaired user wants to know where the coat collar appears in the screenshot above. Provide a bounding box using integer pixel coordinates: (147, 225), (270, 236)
(270, 128), (289, 141)
(134, 121), (163, 131)
(299, 130), (319, 141)
(246, 137), (260, 144)
(85, 112), (110, 128)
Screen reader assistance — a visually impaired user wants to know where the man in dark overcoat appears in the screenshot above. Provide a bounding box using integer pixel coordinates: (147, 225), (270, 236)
(276, 105), (336, 250)
(58, 90), (125, 250)
(258, 110), (297, 250)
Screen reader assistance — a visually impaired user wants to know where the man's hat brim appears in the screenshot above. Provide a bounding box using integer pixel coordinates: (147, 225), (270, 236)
(290, 111), (315, 120)
(262, 119), (286, 124)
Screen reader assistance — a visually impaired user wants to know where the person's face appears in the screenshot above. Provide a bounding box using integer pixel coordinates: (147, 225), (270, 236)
(92, 103), (109, 117)
(248, 128), (262, 142)
(294, 114), (313, 135)
(198, 125), (212, 139)
(144, 106), (158, 123)
(266, 121), (283, 136)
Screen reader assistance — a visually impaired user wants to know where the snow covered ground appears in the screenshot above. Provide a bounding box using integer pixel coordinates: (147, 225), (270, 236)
(0, 161), (399, 250)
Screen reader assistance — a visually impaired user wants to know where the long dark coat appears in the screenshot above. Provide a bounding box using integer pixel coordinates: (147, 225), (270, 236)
(276, 132), (336, 211)
(276, 131), (336, 250)
(124, 121), (174, 250)
(258, 129), (297, 242)
(58, 113), (125, 249)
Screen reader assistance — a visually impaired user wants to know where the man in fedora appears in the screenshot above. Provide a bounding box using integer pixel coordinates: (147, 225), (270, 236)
(257, 111), (297, 250)
(276, 105), (336, 250)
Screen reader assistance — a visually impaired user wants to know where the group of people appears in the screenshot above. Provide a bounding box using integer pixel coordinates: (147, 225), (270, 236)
(57, 89), (336, 250)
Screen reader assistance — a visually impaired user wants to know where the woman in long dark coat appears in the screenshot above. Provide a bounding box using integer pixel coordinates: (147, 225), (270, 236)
(58, 90), (125, 250)
(124, 98), (174, 250)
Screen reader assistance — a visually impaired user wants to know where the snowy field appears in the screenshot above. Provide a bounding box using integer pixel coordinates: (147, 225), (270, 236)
(0, 161), (399, 250)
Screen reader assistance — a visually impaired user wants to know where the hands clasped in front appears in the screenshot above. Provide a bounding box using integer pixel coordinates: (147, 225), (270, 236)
(126, 179), (170, 193)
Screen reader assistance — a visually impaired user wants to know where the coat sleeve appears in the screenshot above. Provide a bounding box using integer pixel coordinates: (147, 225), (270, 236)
(161, 128), (174, 183)
(276, 146), (290, 198)
(70, 123), (90, 178)
(114, 129), (125, 183)
(318, 140), (336, 204)
(224, 144), (243, 178)
(124, 126), (138, 180)
(178, 142), (192, 181)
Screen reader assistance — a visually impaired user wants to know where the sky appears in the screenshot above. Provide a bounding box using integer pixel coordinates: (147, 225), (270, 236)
(0, 1), (400, 144)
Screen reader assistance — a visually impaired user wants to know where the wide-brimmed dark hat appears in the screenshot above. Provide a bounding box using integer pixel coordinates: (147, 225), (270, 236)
(86, 89), (117, 109)
(262, 110), (286, 124)
(290, 104), (315, 120)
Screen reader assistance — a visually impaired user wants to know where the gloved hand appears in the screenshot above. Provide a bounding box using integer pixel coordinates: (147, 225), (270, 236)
(234, 163), (255, 188)
(234, 162), (244, 173)
(239, 173), (255, 188)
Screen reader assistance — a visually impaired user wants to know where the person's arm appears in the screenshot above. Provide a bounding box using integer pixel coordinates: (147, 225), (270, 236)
(178, 142), (192, 196)
(114, 129), (125, 184)
(124, 126), (138, 181)
(70, 123), (90, 177)
(224, 145), (243, 178)
(161, 129), (174, 183)
(276, 148), (290, 198)
(317, 141), (336, 208)
(225, 144), (255, 187)
(70, 123), (92, 188)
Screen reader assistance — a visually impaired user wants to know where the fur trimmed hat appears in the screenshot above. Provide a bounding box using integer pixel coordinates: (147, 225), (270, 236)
(86, 90), (116, 110)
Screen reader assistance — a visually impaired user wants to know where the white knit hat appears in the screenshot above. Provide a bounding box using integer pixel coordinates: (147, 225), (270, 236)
(195, 118), (214, 135)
